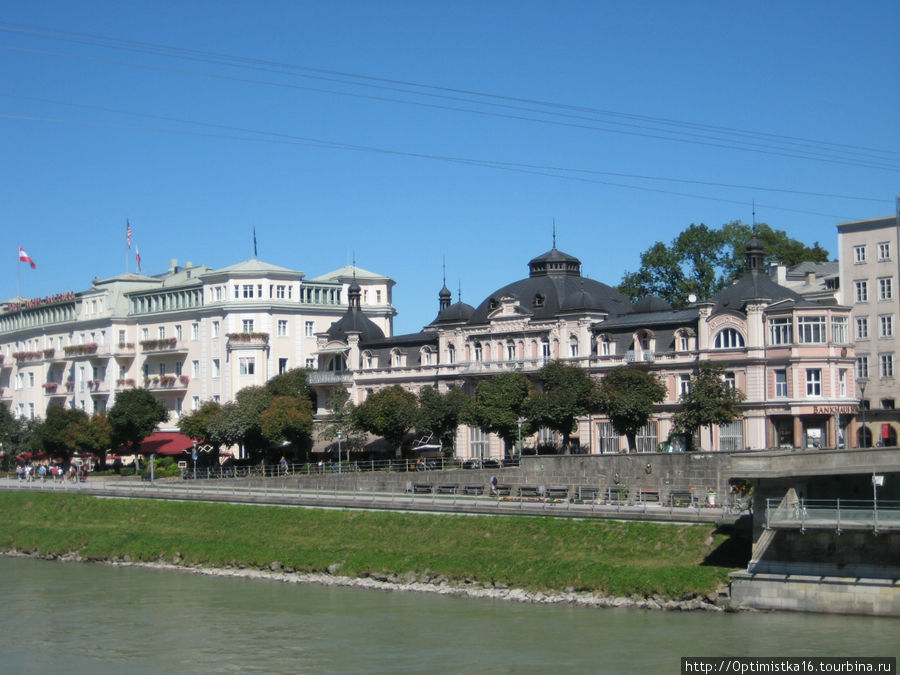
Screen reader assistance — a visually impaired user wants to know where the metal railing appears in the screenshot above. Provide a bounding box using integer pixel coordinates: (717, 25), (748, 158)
(765, 498), (900, 534)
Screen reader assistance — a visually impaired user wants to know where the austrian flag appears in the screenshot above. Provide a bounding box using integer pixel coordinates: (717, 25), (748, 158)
(18, 247), (36, 269)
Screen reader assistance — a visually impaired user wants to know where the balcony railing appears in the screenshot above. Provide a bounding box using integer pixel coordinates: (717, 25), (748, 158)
(307, 372), (353, 385)
(143, 375), (189, 390)
(140, 338), (187, 353)
(765, 498), (900, 534)
(226, 333), (270, 349)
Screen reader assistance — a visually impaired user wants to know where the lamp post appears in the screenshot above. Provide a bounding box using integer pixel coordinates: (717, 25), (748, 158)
(337, 431), (343, 474)
(858, 378), (868, 447)
(517, 418), (524, 462)
(192, 440), (198, 480)
(872, 471), (885, 533)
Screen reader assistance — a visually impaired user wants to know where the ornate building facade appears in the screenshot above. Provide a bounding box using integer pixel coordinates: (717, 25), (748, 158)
(313, 240), (859, 458)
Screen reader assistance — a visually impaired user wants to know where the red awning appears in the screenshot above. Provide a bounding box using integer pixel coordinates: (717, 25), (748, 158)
(139, 432), (196, 457)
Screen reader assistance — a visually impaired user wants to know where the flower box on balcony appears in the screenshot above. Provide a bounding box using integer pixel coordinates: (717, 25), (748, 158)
(64, 381), (74, 391)
(140, 338), (178, 351)
(179, 375), (190, 385)
(63, 343), (98, 356)
(226, 332), (270, 343)
(13, 351), (43, 362)
(42, 349), (55, 359)
(159, 375), (176, 386)
(117, 342), (135, 350)
(42, 382), (59, 392)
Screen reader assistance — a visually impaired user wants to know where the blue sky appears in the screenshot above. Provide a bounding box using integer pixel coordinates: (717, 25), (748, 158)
(2, 1), (898, 334)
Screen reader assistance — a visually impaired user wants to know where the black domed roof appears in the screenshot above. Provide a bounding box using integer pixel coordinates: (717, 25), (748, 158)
(633, 295), (672, 313)
(325, 279), (385, 343)
(468, 247), (632, 324)
(432, 300), (475, 325)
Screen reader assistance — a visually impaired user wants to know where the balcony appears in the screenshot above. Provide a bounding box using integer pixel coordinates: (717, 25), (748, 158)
(143, 375), (189, 391)
(226, 332), (270, 350)
(41, 382), (70, 397)
(140, 338), (189, 355)
(61, 343), (100, 359)
(307, 371), (353, 385)
(457, 358), (548, 375)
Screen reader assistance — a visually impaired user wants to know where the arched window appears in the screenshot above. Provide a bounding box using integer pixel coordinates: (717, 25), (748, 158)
(447, 343), (455, 364)
(362, 351), (373, 369)
(541, 339), (551, 360)
(421, 347), (433, 366)
(391, 349), (403, 367)
(714, 328), (745, 349)
(506, 341), (516, 361)
(474, 342), (483, 362)
(569, 335), (579, 357)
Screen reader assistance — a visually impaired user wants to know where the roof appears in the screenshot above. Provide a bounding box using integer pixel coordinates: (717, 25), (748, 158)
(202, 259), (305, 279)
(138, 432), (197, 456)
(311, 265), (394, 285)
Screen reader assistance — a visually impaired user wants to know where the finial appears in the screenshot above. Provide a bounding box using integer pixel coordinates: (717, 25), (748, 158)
(752, 199), (756, 231)
(442, 256), (447, 287)
(552, 219), (557, 249)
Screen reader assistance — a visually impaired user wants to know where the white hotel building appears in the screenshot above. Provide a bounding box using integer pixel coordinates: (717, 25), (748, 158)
(0, 258), (395, 426)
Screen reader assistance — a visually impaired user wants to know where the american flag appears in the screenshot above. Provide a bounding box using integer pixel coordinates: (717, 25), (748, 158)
(126, 219), (133, 249)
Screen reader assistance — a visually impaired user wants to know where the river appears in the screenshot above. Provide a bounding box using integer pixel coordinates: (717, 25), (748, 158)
(2, 557), (897, 674)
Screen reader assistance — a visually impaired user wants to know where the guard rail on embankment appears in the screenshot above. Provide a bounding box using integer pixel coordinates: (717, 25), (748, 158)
(0, 476), (742, 525)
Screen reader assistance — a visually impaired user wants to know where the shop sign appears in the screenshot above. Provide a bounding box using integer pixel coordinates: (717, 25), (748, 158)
(811, 405), (858, 415)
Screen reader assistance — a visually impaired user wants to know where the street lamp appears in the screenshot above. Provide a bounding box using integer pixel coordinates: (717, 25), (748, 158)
(192, 440), (198, 480)
(858, 378), (868, 447)
(517, 418), (524, 462)
(337, 431), (343, 474)
(872, 471), (885, 533)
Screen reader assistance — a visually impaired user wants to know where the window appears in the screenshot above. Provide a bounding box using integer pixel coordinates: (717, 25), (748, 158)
(212, 321), (220, 338)
(192, 360), (200, 378)
(857, 355), (869, 378)
(882, 399), (895, 410)
(175, 325), (182, 341)
(854, 245), (867, 263)
(635, 421), (658, 454)
(878, 277), (893, 300)
(212, 359), (220, 378)
(797, 316), (826, 344)
(304, 321), (314, 337)
(276, 285), (286, 299)
(158, 326), (166, 339)
(447, 344), (455, 364)
(118, 329), (126, 344)
(192, 396), (200, 411)
(880, 315), (894, 338)
(277, 320), (288, 337)
(678, 373), (691, 396)
(768, 317), (792, 345)
(880, 353), (894, 378)
(839, 369), (847, 397)
(242, 284), (254, 298)
(158, 363), (166, 377)
(855, 280), (868, 303)
(474, 342), (483, 362)
(878, 242), (891, 261)
(677, 332), (689, 351)
(422, 348), (433, 366)
(242, 319), (254, 333)
(469, 427), (489, 459)
(832, 316), (848, 344)
(215, 287), (223, 301)
(28, 372), (35, 388)
(856, 317), (869, 340)
(775, 370), (787, 397)
(305, 358), (315, 368)
(597, 422), (619, 454)
(142, 327), (149, 340)
(600, 336), (611, 356)
(191, 323), (199, 340)
(278, 358), (288, 374)
(507, 342), (516, 361)
(569, 337), (578, 358)
(175, 362), (182, 377)
(806, 369), (822, 397)
(541, 339), (551, 360)
(714, 328), (744, 349)
(239, 357), (255, 375)
(719, 420), (743, 451)
(376, 290), (382, 304)
(723, 372), (736, 390)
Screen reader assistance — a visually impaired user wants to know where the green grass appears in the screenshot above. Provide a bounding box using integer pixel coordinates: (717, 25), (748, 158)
(0, 492), (746, 598)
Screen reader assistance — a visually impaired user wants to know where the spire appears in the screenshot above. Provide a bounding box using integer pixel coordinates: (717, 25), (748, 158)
(439, 257), (451, 310)
(552, 219), (557, 249)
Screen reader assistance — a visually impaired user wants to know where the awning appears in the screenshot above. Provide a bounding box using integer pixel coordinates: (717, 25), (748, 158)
(313, 346), (349, 355)
(139, 432), (197, 456)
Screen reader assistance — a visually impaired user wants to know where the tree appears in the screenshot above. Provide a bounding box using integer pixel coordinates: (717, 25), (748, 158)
(205, 386), (274, 460)
(352, 385), (418, 454)
(36, 406), (90, 463)
(672, 363), (746, 451)
(260, 396), (314, 461)
(75, 413), (113, 466)
(619, 221), (830, 307)
(596, 366), (667, 453)
(108, 388), (169, 456)
(523, 361), (601, 452)
(265, 368), (315, 405)
(415, 386), (469, 453)
(462, 373), (530, 453)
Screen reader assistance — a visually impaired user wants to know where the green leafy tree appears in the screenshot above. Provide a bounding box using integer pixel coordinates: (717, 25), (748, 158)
(0, 405), (18, 469)
(620, 221), (830, 307)
(260, 396), (314, 461)
(75, 413), (113, 466)
(36, 406), (90, 463)
(206, 402), (245, 450)
(108, 388), (169, 457)
(523, 361), (601, 453)
(206, 386), (274, 460)
(178, 400), (223, 443)
(462, 373), (530, 453)
(415, 386), (469, 453)
(265, 368), (315, 404)
(596, 366), (667, 453)
(352, 385), (418, 454)
(672, 363), (746, 450)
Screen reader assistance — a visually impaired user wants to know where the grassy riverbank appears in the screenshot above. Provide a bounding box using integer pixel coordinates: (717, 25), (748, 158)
(0, 492), (747, 598)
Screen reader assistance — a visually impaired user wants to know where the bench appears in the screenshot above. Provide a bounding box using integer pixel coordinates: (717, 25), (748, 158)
(546, 486), (570, 500)
(517, 485), (541, 499)
(435, 484), (458, 495)
(413, 483), (434, 494)
(634, 488), (660, 504)
(492, 484), (511, 497)
(604, 486), (629, 505)
(668, 490), (697, 507)
(463, 485), (485, 496)
(575, 486), (599, 502)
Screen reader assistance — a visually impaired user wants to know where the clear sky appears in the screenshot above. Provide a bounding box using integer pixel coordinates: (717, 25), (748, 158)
(2, 1), (898, 334)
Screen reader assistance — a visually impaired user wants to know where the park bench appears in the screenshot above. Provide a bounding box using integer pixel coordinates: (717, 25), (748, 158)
(545, 486), (570, 500)
(517, 485), (541, 499)
(494, 484), (511, 497)
(574, 486), (599, 502)
(413, 483), (434, 494)
(436, 484), (458, 495)
(634, 488), (660, 504)
(668, 490), (697, 507)
(604, 486), (629, 505)
(463, 485), (484, 496)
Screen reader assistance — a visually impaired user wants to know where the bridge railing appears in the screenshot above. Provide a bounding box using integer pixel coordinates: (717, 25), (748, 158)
(766, 497), (900, 533)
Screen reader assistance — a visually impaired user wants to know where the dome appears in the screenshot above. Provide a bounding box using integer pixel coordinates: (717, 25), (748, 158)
(325, 278), (385, 343)
(633, 295), (672, 313)
(431, 300), (475, 325)
(468, 247), (632, 324)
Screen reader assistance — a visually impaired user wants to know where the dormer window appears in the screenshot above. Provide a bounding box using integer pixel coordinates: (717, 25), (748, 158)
(533, 293), (545, 308)
(714, 328), (745, 349)
(488, 298), (498, 310)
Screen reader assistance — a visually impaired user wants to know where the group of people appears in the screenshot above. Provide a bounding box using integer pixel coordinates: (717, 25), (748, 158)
(15, 462), (87, 483)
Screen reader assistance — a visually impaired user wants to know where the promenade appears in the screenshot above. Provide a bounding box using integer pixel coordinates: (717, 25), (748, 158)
(0, 474), (742, 525)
